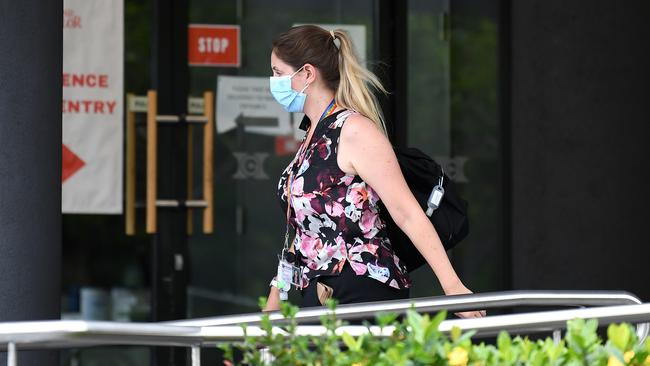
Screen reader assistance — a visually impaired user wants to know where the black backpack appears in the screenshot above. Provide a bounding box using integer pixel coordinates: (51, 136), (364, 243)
(380, 146), (469, 272)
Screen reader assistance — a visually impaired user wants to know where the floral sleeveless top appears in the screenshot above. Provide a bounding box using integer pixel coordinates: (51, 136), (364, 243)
(277, 110), (411, 290)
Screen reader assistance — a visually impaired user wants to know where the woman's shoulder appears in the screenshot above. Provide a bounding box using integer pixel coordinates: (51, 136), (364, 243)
(338, 112), (386, 143)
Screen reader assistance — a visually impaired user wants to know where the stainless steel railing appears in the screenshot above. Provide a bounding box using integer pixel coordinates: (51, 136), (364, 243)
(195, 303), (650, 342)
(167, 290), (644, 327)
(0, 291), (648, 366)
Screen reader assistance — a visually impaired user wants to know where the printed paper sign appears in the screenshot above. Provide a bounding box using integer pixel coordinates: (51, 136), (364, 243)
(188, 24), (240, 67)
(216, 76), (291, 136)
(62, 0), (123, 213)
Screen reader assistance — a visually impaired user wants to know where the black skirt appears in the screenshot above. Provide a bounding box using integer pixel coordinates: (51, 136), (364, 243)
(300, 261), (410, 308)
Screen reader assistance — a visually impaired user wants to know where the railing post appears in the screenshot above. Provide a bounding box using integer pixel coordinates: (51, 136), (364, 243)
(7, 342), (17, 366)
(191, 346), (201, 366)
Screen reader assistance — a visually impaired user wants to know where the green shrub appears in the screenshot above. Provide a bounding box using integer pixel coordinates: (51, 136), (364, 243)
(219, 299), (650, 366)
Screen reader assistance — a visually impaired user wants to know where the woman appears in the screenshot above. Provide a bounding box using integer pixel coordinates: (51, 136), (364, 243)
(264, 25), (485, 318)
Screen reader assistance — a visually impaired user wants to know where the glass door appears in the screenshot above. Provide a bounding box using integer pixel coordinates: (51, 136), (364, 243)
(187, 0), (379, 317)
(406, 0), (504, 297)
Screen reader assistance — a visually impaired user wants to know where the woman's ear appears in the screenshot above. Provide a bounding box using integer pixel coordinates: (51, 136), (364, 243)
(303, 63), (317, 84)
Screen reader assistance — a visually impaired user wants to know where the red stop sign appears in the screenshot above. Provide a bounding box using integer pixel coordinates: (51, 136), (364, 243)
(188, 24), (240, 67)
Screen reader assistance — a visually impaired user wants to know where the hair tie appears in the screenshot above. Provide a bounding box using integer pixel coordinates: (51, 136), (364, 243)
(330, 30), (341, 50)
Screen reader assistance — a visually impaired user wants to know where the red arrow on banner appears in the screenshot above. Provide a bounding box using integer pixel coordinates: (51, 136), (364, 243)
(62, 144), (85, 183)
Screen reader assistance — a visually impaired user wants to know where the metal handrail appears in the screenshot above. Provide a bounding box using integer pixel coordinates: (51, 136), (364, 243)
(167, 290), (644, 327)
(0, 321), (203, 348)
(195, 303), (650, 342)
(0, 321), (206, 366)
(2, 304), (649, 347)
(1, 303), (649, 364)
(1, 291), (648, 366)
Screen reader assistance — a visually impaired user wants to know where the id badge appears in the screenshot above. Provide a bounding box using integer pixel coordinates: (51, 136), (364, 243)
(277, 257), (302, 291)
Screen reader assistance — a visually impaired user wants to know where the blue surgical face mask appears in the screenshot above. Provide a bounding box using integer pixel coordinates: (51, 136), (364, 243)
(269, 65), (310, 113)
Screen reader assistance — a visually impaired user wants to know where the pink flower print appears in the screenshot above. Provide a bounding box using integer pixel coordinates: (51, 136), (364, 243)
(330, 116), (345, 129)
(310, 198), (324, 215)
(331, 111), (355, 129)
(325, 200), (345, 217)
(393, 251), (406, 271)
(316, 172), (335, 196)
(331, 259), (346, 273)
(347, 239), (368, 260)
(349, 260), (367, 275)
(346, 183), (369, 208)
(334, 236), (347, 256)
(362, 242), (379, 255)
(317, 137), (332, 160)
(339, 174), (354, 186)
(365, 184), (380, 205)
(291, 176), (305, 196)
(360, 210), (380, 239)
(300, 235), (323, 260)
(292, 196), (313, 223)
(325, 245), (338, 258)
(307, 214), (337, 234)
(344, 203), (362, 221)
(297, 157), (310, 176)
(334, 236), (346, 246)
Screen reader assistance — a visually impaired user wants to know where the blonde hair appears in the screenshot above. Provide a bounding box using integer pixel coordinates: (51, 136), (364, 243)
(331, 29), (388, 135)
(272, 25), (388, 135)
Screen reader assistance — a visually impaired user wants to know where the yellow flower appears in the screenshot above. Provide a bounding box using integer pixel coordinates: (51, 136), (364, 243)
(448, 347), (469, 366)
(644, 354), (650, 365)
(608, 351), (635, 366)
(608, 355), (624, 366)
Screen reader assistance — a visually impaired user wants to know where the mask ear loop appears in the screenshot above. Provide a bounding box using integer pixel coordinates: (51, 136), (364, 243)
(296, 65), (310, 94)
(290, 64), (306, 78)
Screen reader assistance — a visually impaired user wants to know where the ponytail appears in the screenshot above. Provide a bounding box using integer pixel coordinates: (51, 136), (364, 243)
(332, 29), (389, 136)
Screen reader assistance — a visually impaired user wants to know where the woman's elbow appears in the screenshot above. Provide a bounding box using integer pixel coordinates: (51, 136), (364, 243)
(387, 205), (416, 232)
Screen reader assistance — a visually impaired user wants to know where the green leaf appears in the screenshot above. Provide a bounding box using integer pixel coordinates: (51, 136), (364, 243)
(325, 298), (338, 310)
(497, 331), (511, 351)
(608, 323), (631, 351)
(280, 301), (299, 319)
(260, 314), (272, 334)
(375, 312), (398, 328)
(258, 296), (268, 311)
(430, 310), (447, 330)
(451, 326), (462, 341)
(342, 332), (360, 352)
(407, 309), (425, 341)
(455, 330), (476, 347)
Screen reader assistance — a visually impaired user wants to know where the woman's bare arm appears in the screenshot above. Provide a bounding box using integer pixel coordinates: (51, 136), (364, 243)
(338, 114), (485, 318)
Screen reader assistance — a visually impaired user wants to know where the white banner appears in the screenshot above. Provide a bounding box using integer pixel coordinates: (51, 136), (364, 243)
(62, 0), (123, 214)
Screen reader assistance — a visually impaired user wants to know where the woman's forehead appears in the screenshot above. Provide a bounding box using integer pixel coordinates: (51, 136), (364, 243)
(271, 52), (291, 70)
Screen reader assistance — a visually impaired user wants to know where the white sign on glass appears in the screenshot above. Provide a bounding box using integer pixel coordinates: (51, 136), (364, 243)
(216, 76), (291, 136)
